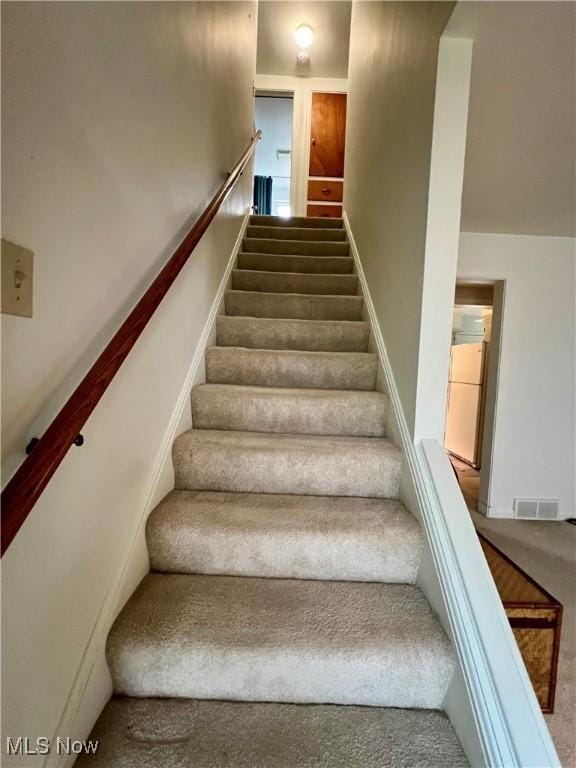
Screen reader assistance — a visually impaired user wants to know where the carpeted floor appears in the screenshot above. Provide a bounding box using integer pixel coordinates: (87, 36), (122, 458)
(470, 511), (576, 767)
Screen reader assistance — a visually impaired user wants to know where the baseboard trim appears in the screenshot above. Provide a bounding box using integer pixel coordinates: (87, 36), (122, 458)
(50, 211), (250, 768)
(343, 211), (560, 768)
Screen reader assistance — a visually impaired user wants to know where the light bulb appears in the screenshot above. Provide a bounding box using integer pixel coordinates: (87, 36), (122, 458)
(294, 24), (314, 49)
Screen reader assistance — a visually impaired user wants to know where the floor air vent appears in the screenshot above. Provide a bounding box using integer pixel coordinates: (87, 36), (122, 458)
(514, 498), (560, 520)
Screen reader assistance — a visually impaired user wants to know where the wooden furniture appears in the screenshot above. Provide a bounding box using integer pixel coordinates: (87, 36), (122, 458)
(307, 180), (343, 202)
(479, 533), (562, 713)
(0, 132), (262, 557)
(307, 204), (343, 219)
(307, 92), (346, 218)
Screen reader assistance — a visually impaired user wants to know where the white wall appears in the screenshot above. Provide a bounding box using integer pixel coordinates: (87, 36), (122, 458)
(1, 2), (256, 764)
(254, 97), (294, 176)
(447, 2), (576, 237)
(344, 1), (455, 436)
(414, 36), (472, 443)
(458, 232), (576, 519)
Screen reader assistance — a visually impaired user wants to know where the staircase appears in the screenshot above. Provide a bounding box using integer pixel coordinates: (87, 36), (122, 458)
(80, 216), (467, 766)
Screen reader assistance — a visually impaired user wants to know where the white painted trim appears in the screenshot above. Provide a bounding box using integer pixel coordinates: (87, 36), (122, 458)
(51, 212), (251, 768)
(344, 211), (560, 768)
(254, 74), (348, 93)
(414, 37), (473, 443)
(255, 75), (348, 217)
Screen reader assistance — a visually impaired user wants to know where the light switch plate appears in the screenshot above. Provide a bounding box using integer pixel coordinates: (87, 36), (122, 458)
(1, 239), (34, 317)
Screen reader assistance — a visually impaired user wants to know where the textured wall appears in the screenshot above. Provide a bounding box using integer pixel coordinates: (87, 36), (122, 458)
(1, 2), (256, 763)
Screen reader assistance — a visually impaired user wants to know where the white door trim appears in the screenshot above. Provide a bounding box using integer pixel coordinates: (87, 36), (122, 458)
(255, 74), (348, 216)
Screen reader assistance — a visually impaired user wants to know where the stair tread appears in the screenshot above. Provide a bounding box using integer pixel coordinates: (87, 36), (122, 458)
(173, 429), (403, 498)
(238, 252), (353, 274)
(207, 346), (376, 360)
(243, 238), (349, 256)
(107, 573), (455, 707)
(244, 238), (348, 247)
(225, 290), (363, 320)
(192, 380), (385, 399)
(80, 697), (468, 768)
(239, 251), (351, 259)
(233, 268), (355, 277)
(216, 315), (370, 351)
(175, 428), (399, 452)
(218, 316), (368, 327)
(231, 269), (358, 296)
(243, 237), (348, 246)
(250, 214), (344, 228)
(246, 225), (347, 241)
(147, 489), (422, 581)
(226, 289), (360, 298)
(191, 383), (387, 436)
(205, 346), (377, 390)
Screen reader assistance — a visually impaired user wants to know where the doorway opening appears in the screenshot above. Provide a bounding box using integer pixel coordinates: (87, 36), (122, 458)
(254, 91), (294, 217)
(445, 280), (504, 515)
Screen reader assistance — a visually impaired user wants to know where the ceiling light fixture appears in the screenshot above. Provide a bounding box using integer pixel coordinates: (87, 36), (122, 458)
(294, 24), (314, 49)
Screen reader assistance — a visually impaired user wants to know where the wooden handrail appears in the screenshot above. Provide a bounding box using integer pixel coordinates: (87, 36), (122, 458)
(1, 131), (261, 556)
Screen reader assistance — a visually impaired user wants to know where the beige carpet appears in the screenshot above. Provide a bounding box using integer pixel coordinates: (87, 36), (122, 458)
(471, 511), (576, 766)
(147, 491), (423, 581)
(77, 698), (468, 768)
(107, 574), (454, 707)
(82, 214), (466, 765)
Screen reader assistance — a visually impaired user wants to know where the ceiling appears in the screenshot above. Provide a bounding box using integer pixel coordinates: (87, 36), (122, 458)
(257, 1), (351, 79)
(446, 1), (575, 237)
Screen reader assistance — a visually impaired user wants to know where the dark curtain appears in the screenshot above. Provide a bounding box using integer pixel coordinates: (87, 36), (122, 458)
(253, 175), (273, 215)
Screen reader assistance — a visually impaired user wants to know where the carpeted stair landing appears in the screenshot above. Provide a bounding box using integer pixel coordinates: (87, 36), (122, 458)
(82, 215), (467, 766)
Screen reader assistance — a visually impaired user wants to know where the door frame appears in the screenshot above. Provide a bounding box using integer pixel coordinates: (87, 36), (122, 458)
(449, 277), (507, 517)
(254, 90), (295, 217)
(255, 74), (348, 216)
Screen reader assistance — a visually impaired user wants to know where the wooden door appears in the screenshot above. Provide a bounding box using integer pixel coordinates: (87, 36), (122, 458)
(309, 92), (347, 178)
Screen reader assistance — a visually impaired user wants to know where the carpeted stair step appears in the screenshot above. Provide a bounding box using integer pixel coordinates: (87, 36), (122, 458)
(224, 290), (363, 320)
(246, 225), (347, 242)
(231, 269), (357, 296)
(78, 697), (468, 768)
(250, 214), (343, 229)
(205, 347), (377, 390)
(243, 237), (349, 257)
(147, 490), (422, 582)
(173, 430), (402, 497)
(238, 252), (353, 274)
(107, 574), (455, 708)
(191, 384), (388, 436)
(216, 316), (370, 352)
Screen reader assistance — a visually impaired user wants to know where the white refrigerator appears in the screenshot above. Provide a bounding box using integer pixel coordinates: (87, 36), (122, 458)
(445, 342), (487, 467)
